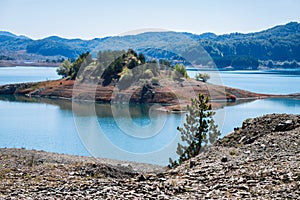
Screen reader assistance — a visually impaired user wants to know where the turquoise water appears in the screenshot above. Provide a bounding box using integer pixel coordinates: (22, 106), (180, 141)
(0, 96), (299, 165)
(0, 67), (300, 165)
(0, 97), (182, 165)
(187, 69), (300, 94)
(0, 66), (60, 85)
(217, 98), (300, 137)
(0, 97), (89, 156)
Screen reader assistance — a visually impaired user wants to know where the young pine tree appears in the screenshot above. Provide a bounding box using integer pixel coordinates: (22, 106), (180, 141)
(169, 93), (220, 168)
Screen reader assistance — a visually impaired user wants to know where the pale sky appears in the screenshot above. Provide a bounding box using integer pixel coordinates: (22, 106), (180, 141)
(0, 0), (299, 39)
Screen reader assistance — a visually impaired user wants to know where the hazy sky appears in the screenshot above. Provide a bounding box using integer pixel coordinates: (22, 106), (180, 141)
(0, 0), (299, 39)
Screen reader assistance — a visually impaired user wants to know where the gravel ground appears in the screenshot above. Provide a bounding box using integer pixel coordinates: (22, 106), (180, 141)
(0, 113), (299, 199)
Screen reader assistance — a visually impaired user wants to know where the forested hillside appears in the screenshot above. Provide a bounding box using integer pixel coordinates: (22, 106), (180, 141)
(199, 22), (300, 69)
(0, 22), (299, 69)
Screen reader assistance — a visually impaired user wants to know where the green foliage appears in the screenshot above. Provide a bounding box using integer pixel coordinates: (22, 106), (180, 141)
(159, 59), (172, 67)
(116, 62), (159, 90)
(200, 22), (300, 64)
(97, 50), (126, 67)
(1, 22), (299, 67)
(207, 118), (221, 144)
(151, 77), (160, 84)
(212, 55), (259, 69)
(143, 69), (154, 79)
(138, 53), (146, 64)
(229, 150), (237, 156)
(71, 52), (92, 79)
(195, 73), (210, 82)
(0, 168), (11, 180)
(174, 64), (188, 79)
(101, 49), (147, 86)
(128, 59), (138, 69)
(56, 60), (72, 78)
(94, 50), (125, 85)
(169, 94), (220, 168)
(0, 55), (14, 60)
(118, 67), (134, 90)
(27, 39), (86, 58)
(56, 52), (92, 79)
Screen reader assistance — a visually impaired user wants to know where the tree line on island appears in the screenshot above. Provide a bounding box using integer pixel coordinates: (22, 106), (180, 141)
(57, 49), (210, 85)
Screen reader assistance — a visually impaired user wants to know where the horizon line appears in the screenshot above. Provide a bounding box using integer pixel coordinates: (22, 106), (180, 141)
(1, 21), (298, 41)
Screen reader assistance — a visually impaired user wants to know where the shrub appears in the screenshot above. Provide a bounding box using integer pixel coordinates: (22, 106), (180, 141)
(195, 73), (210, 82)
(174, 64), (188, 79)
(118, 68), (133, 89)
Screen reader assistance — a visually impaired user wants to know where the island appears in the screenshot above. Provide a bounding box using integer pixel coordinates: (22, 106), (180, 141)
(1, 49), (293, 112)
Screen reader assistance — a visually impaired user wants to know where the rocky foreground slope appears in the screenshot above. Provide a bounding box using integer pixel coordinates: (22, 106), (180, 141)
(0, 114), (299, 199)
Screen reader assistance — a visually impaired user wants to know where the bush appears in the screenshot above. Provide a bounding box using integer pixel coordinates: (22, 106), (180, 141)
(56, 52), (92, 80)
(57, 60), (72, 78)
(195, 73), (210, 82)
(118, 68), (133, 89)
(143, 69), (154, 79)
(174, 64), (188, 79)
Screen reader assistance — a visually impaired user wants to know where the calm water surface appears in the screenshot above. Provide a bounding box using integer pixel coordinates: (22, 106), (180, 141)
(0, 96), (299, 165)
(0, 67), (300, 165)
(0, 66), (59, 85)
(216, 98), (300, 136)
(188, 69), (300, 94)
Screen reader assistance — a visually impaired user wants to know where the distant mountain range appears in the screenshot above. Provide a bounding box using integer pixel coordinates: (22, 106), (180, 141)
(0, 22), (299, 69)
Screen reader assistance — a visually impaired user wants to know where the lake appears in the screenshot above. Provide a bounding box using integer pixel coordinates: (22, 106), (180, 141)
(187, 69), (300, 94)
(0, 66), (60, 86)
(0, 67), (300, 165)
(0, 95), (299, 165)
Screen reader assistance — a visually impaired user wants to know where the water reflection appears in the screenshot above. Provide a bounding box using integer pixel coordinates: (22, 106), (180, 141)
(1, 95), (299, 165)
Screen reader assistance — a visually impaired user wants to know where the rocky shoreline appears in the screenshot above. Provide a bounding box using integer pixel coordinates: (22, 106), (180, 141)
(0, 77), (278, 112)
(0, 113), (299, 199)
(1, 77), (299, 111)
